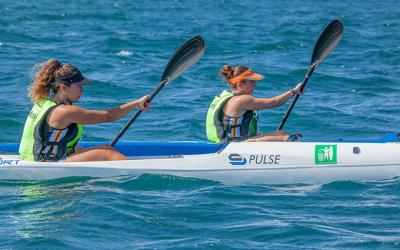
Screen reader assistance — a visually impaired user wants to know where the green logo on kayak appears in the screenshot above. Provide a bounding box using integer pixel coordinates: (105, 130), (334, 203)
(315, 145), (337, 164)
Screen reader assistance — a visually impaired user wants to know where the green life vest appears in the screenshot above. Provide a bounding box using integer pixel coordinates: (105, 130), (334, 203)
(19, 99), (84, 161)
(206, 90), (257, 143)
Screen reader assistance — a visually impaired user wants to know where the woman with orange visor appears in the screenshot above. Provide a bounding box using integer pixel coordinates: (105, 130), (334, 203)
(206, 65), (303, 143)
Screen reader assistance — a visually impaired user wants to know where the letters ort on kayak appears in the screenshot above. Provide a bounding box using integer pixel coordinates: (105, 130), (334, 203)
(0, 159), (21, 165)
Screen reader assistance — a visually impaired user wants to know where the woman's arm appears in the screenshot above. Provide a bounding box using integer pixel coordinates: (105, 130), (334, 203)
(240, 83), (304, 111)
(50, 95), (150, 128)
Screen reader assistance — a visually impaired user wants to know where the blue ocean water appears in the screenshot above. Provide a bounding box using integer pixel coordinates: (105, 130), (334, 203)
(0, 0), (399, 248)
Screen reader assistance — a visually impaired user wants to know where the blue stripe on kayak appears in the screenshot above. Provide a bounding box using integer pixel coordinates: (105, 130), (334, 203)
(303, 132), (399, 143)
(0, 143), (19, 153)
(84, 141), (224, 157)
(0, 133), (398, 156)
(0, 141), (224, 157)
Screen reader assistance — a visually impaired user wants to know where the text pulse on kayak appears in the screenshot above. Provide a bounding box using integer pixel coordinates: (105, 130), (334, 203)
(229, 154), (281, 166)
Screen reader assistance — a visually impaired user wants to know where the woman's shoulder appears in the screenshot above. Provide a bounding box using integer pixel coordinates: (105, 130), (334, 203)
(226, 94), (255, 111)
(229, 94), (254, 103)
(52, 103), (83, 115)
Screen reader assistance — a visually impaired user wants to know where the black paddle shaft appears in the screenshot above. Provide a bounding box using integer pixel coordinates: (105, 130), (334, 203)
(110, 79), (168, 147)
(277, 20), (344, 130)
(110, 36), (205, 147)
(277, 64), (316, 130)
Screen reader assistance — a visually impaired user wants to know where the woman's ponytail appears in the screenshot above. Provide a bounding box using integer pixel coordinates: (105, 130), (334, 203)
(220, 65), (249, 88)
(220, 64), (234, 81)
(29, 59), (62, 103)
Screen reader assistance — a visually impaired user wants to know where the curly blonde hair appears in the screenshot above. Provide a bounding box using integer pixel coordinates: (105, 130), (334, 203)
(29, 59), (80, 103)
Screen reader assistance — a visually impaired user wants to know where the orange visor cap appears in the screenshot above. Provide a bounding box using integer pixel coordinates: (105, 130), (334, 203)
(229, 69), (264, 85)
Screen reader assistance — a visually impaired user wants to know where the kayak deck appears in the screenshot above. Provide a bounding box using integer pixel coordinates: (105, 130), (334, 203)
(0, 133), (399, 184)
(0, 132), (398, 157)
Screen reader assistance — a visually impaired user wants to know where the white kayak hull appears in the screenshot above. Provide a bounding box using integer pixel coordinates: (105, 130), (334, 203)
(1, 135), (399, 184)
(1, 163), (399, 185)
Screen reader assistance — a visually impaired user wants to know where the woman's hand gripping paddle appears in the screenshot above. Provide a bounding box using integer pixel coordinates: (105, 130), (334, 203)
(110, 36), (206, 146)
(277, 20), (344, 130)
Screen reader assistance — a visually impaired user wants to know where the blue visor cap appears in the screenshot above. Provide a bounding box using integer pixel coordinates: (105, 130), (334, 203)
(54, 70), (92, 85)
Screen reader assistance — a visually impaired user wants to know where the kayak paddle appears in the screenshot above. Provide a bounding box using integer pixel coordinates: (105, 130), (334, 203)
(110, 36), (206, 146)
(277, 20), (344, 130)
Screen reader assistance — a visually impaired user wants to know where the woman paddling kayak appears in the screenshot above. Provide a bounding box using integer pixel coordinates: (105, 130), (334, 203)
(206, 65), (304, 143)
(19, 59), (150, 162)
